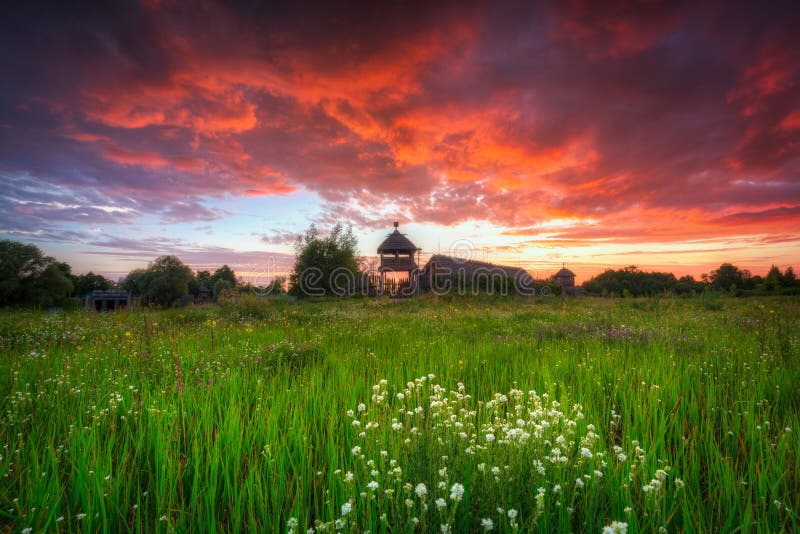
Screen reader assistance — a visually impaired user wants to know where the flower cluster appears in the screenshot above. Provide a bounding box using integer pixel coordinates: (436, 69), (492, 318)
(292, 375), (681, 532)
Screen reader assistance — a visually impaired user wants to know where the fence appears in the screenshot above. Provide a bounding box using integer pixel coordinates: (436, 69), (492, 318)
(366, 273), (418, 297)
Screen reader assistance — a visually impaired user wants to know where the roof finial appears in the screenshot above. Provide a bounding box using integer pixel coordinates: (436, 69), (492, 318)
(394, 221), (399, 228)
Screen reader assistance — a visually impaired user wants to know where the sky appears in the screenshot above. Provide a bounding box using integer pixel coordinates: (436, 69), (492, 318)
(1, 1), (799, 283)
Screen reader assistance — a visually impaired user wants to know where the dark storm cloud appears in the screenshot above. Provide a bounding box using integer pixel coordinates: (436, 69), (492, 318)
(1, 0), (798, 251)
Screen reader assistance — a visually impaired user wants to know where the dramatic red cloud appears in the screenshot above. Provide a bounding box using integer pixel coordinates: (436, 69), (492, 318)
(0, 1), (798, 273)
(551, 0), (685, 59)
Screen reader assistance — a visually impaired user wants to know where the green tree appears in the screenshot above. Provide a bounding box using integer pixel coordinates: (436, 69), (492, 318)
(0, 239), (73, 307)
(121, 269), (148, 296)
(73, 272), (112, 296)
(212, 265), (237, 288)
(289, 223), (360, 297)
(213, 278), (233, 298)
(189, 270), (212, 296)
(122, 255), (193, 306)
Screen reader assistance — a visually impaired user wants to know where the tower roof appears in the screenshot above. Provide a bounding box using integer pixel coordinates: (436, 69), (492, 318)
(554, 267), (575, 277)
(377, 222), (418, 253)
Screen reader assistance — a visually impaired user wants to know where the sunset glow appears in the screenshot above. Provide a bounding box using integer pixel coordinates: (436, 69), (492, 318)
(2, 1), (798, 281)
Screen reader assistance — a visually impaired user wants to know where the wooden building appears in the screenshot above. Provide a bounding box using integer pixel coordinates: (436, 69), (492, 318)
(85, 290), (132, 312)
(377, 222), (420, 296)
(553, 265), (576, 287)
(422, 254), (533, 290)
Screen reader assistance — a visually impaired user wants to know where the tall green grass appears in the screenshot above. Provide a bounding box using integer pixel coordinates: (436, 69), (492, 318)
(0, 296), (798, 532)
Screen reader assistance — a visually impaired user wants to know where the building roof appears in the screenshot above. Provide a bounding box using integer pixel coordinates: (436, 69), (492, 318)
(554, 267), (576, 278)
(425, 254), (533, 283)
(377, 222), (418, 253)
(86, 290), (129, 298)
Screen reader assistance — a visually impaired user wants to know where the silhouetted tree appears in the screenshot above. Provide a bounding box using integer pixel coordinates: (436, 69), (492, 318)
(784, 266), (796, 286)
(709, 263), (747, 292)
(0, 240), (73, 307)
(583, 266), (681, 297)
(764, 265), (783, 292)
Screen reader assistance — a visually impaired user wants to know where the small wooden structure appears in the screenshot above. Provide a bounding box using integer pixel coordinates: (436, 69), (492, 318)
(197, 285), (212, 303)
(553, 264), (581, 297)
(553, 265), (576, 287)
(85, 290), (131, 312)
(377, 222), (420, 296)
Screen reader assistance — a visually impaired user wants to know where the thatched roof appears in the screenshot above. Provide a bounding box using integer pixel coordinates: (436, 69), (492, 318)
(425, 254), (532, 282)
(377, 223), (418, 254)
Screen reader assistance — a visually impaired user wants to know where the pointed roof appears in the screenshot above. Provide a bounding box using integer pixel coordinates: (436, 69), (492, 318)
(554, 267), (575, 278)
(377, 222), (418, 253)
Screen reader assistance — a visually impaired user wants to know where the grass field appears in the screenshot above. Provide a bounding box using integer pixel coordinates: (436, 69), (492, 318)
(1, 295), (798, 532)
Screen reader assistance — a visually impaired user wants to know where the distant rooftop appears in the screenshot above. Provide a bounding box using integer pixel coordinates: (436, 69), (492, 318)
(554, 267), (575, 278)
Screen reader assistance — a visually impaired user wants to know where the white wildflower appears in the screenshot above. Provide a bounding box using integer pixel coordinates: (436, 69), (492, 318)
(341, 500), (352, 516)
(603, 520), (628, 534)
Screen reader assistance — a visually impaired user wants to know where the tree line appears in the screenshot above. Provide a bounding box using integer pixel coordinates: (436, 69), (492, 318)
(582, 263), (799, 297)
(2, 234), (798, 308)
(0, 239), (284, 308)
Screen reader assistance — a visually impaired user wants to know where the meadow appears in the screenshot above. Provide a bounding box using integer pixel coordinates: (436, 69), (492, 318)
(0, 295), (798, 533)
